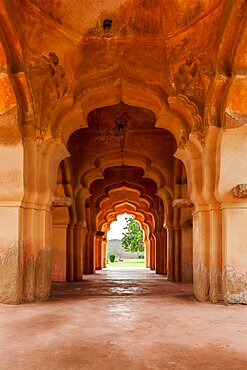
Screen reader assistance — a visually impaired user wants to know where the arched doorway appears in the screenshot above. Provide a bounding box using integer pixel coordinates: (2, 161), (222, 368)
(106, 213), (146, 269)
(50, 102), (193, 291)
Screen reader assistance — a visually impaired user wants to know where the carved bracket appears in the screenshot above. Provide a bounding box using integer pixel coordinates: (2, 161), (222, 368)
(173, 197), (194, 208)
(168, 94), (202, 130)
(52, 196), (72, 207)
(232, 184), (247, 198)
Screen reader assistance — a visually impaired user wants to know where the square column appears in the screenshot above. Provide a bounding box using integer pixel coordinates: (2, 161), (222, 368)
(222, 206), (247, 304)
(0, 204), (23, 304)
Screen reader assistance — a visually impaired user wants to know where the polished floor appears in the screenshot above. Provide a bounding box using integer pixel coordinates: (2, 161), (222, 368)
(0, 269), (247, 370)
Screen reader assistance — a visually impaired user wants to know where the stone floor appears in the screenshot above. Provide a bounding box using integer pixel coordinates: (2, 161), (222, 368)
(0, 268), (247, 370)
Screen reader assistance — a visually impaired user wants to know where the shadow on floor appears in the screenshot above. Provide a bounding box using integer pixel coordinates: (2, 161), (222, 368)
(51, 268), (194, 303)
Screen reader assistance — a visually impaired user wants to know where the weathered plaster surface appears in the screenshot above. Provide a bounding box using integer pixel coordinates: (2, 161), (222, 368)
(209, 266), (223, 304)
(0, 242), (22, 304)
(181, 262), (193, 283)
(23, 248), (52, 302)
(34, 247), (52, 300)
(193, 261), (209, 302)
(23, 255), (35, 302)
(224, 265), (247, 304)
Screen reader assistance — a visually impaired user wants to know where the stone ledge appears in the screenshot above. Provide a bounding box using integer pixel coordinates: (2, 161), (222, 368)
(51, 196), (72, 207)
(173, 197), (194, 208)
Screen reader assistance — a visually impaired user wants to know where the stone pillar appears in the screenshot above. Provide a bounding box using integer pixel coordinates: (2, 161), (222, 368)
(215, 124), (247, 304)
(167, 227), (175, 281)
(0, 205), (23, 304)
(84, 230), (91, 274)
(33, 208), (52, 301)
(172, 197), (193, 283)
(74, 187), (90, 279)
(155, 229), (165, 274)
(23, 206), (56, 301)
(66, 223), (75, 281)
(149, 234), (156, 270)
(81, 225), (87, 273)
(73, 224), (83, 281)
(222, 205), (247, 304)
(102, 238), (107, 268)
(95, 235), (103, 270)
(52, 224), (67, 282)
(84, 230), (96, 274)
(91, 230), (96, 273)
(51, 201), (70, 282)
(173, 227), (181, 282)
(0, 49), (24, 304)
(145, 239), (150, 268)
(209, 208), (222, 303)
(193, 208), (210, 302)
(21, 139), (68, 301)
(161, 228), (167, 274)
(180, 216), (193, 283)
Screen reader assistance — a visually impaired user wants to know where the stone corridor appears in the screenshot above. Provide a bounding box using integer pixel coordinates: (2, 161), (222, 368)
(1, 268), (247, 370)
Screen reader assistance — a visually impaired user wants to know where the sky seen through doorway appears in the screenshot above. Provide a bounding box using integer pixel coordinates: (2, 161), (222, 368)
(107, 213), (131, 240)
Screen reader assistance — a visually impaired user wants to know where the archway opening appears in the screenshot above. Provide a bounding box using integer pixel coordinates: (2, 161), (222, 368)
(49, 101), (193, 293)
(106, 213), (146, 269)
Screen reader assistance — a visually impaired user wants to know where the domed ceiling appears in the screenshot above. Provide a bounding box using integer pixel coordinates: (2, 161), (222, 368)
(5, 0), (226, 129)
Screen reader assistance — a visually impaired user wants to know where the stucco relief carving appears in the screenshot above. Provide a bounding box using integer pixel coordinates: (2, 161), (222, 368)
(172, 53), (213, 107)
(29, 52), (68, 138)
(232, 184), (247, 198)
(163, 1), (222, 141)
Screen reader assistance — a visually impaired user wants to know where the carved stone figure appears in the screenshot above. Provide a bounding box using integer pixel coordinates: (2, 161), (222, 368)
(29, 52), (68, 137)
(173, 53), (213, 108)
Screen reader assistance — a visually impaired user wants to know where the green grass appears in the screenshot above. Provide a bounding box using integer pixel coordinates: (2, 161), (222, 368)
(106, 259), (146, 268)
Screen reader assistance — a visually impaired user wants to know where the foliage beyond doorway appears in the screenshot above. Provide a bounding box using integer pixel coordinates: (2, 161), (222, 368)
(121, 217), (144, 253)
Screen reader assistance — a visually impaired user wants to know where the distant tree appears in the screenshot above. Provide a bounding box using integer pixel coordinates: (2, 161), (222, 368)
(121, 217), (144, 253)
(109, 253), (115, 263)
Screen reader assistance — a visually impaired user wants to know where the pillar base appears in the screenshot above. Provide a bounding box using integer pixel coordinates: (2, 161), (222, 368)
(223, 265), (247, 304)
(0, 241), (23, 304)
